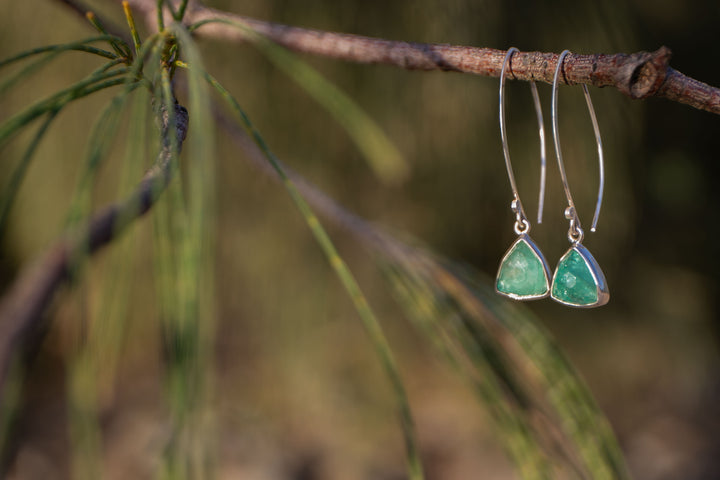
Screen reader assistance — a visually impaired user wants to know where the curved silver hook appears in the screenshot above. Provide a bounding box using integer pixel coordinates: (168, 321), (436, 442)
(531, 82), (547, 224)
(499, 47), (547, 229)
(551, 50), (605, 236)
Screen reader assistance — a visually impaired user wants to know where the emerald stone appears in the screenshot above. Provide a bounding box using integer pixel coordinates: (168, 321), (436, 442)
(551, 244), (609, 307)
(496, 235), (550, 300)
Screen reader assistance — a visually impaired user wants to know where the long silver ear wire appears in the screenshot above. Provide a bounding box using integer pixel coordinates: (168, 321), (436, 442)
(549, 49), (609, 307)
(499, 49), (548, 227)
(495, 47), (552, 301)
(530, 80), (547, 224)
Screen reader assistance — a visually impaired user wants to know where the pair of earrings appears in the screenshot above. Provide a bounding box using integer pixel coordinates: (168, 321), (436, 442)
(495, 49), (609, 308)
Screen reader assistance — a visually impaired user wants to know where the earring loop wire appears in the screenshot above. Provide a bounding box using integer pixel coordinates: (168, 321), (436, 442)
(499, 47), (547, 229)
(551, 49), (605, 235)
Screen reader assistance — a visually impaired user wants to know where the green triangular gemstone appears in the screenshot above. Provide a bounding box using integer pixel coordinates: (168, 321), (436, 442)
(496, 235), (550, 300)
(551, 244), (609, 307)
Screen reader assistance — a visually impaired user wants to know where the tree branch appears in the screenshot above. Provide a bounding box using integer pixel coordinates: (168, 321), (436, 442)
(53, 0), (720, 114)
(112, 0), (720, 115)
(0, 102), (189, 399)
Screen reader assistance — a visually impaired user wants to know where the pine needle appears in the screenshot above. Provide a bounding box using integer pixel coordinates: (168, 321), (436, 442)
(200, 66), (425, 480)
(190, 18), (410, 185)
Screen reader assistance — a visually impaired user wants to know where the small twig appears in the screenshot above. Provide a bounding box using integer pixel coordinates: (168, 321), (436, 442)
(0, 103), (189, 400)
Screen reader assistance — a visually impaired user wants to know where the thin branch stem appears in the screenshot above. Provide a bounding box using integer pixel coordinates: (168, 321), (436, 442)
(170, 2), (718, 115)
(52, 0), (720, 114)
(0, 102), (189, 400)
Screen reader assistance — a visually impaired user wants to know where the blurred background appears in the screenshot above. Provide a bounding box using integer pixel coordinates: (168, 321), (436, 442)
(0, 0), (719, 478)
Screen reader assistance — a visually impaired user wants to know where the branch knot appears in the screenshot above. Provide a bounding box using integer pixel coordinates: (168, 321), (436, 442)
(616, 46), (672, 99)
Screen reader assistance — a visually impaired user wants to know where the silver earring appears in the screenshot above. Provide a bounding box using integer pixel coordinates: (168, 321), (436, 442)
(495, 48), (552, 300)
(549, 50), (609, 308)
